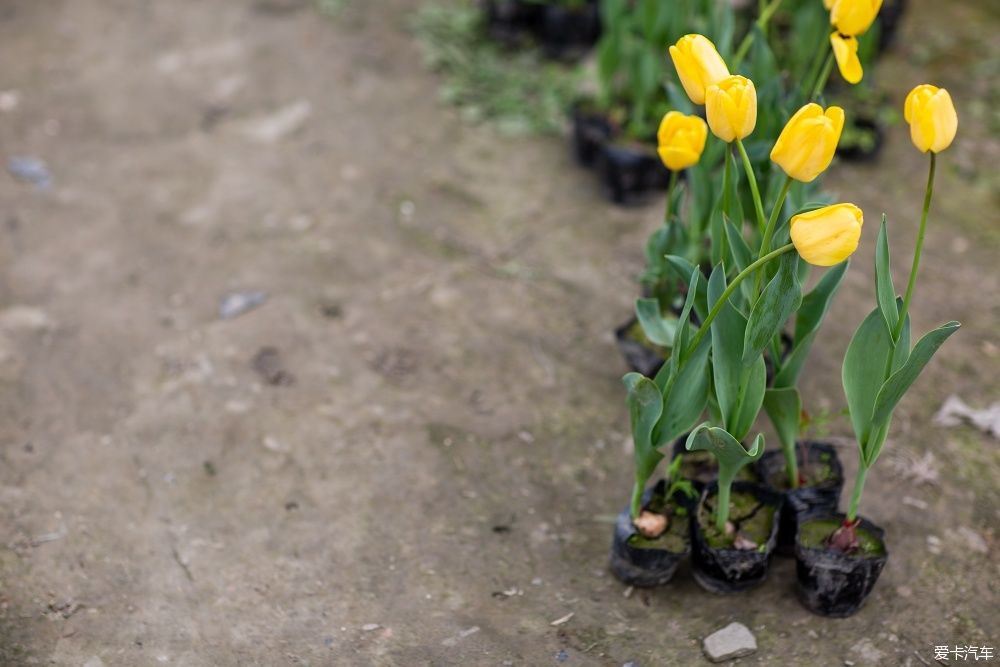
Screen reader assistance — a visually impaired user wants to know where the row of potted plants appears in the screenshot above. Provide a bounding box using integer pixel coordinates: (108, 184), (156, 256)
(609, 0), (960, 618)
(569, 0), (902, 203)
(482, 0), (602, 59)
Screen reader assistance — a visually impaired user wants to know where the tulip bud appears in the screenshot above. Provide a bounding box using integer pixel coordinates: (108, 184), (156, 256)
(656, 111), (708, 171)
(829, 0), (883, 37)
(669, 34), (730, 105)
(705, 76), (757, 143)
(904, 84), (958, 154)
(770, 103), (845, 183)
(790, 204), (863, 266)
(830, 33), (863, 84)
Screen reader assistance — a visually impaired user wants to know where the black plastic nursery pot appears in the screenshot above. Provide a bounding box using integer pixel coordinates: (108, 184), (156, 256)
(691, 481), (783, 593)
(482, 0), (545, 45)
(595, 140), (672, 204)
(613, 316), (669, 378)
(609, 480), (692, 587)
(671, 437), (760, 494)
(755, 441), (845, 556)
(836, 117), (885, 163)
(877, 0), (908, 52)
(540, 3), (601, 59)
(571, 101), (614, 168)
(795, 511), (888, 617)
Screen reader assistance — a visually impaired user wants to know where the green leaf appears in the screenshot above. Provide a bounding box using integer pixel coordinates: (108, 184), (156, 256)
(665, 255), (708, 321)
(624, 373), (664, 484)
(635, 297), (677, 348)
(774, 260), (848, 388)
(842, 302), (910, 448)
(723, 217), (752, 274)
(707, 264), (766, 440)
(685, 423), (765, 484)
(742, 252), (801, 365)
(763, 387), (801, 458)
(875, 216), (899, 338)
(869, 321), (960, 438)
(670, 268), (701, 377)
(656, 333), (711, 445)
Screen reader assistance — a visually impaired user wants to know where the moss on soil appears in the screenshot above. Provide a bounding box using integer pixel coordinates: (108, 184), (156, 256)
(798, 518), (886, 557)
(764, 450), (836, 491)
(698, 490), (776, 549)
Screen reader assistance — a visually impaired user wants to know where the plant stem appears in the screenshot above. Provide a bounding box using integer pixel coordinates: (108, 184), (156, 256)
(754, 174), (794, 299)
(682, 243), (796, 363)
(893, 153), (937, 342)
(715, 477), (732, 533)
(784, 438), (800, 490)
(665, 170), (679, 223)
(846, 457), (869, 521)
(801, 36), (828, 103)
(732, 0), (787, 70)
(630, 477), (644, 520)
(736, 139), (766, 236)
(722, 145), (732, 216)
(810, 51), (834, 100)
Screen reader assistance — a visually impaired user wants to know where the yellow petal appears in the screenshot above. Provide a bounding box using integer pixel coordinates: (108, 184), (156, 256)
(830, 33), (863, 84)
(790, 204), (864, 266)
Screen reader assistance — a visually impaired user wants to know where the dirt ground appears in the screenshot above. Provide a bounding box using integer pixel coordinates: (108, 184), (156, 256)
(0, 0), (997, 665)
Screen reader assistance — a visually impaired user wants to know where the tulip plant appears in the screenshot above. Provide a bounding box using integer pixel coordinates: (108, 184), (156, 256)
(830, 84), (960, 550)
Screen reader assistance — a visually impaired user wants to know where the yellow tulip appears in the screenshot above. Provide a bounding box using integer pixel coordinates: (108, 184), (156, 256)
(705, 76), (757, 143)
(830, 0), (882, 37)
(770, 103), (845, 183)
(669, 34), (730, 105)
(656, 111), (708, 171)
(823, 0), (835, 8)
(830, 33), (863, 84)
(790, 204), (864, 266)
(904, 84), (958, 154)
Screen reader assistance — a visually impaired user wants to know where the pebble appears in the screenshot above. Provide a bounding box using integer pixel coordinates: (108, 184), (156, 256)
(8, 157), (52, 189)
(219, 291), (267, 319)
(240, 99), (312, 143)
(702, 622), (757, 663)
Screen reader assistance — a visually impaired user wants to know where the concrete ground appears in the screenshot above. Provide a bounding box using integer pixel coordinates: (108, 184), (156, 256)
(0, 0), (997, 665)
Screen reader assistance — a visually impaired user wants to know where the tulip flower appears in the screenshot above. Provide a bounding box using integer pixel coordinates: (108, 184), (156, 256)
(705, 76), (757, 143)
(790, 204), (863, 266)
(669, 34), (730, 105)
(656, 112), (708, 171)
(829, 0), (882, 37)
(904, 84), (958, 154)
(770, 103), (845, 183)
(830, 33), (862, 84)
(823, 0), (835, 8)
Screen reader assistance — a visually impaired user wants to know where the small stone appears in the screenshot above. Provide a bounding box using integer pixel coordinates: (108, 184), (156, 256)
(926, 535), (942, 555)
(702, 622), (757, 663)
(219, 291), (267, 319)
(361, 623), (380, 632)
(955, 526), (988, 554)
(83, 658), (105, 667)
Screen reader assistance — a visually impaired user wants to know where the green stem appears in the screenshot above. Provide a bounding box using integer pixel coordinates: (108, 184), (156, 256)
(754, 174), (794, 299)
(630, 477), (644, 520)
(801, 36), (828, 103)
(731, 0), (787, 70)
(665, 170), (679, 223)
(736, 139), (766, 235)
(784, 438), (800, 490)
(810, 51), (834, 100)
(846, 458), (869, 521)
(893, 153), (937, 342)
(682, 243), (796, 363)
(715, 476), (732, 533)
(722, 145), (732, 216)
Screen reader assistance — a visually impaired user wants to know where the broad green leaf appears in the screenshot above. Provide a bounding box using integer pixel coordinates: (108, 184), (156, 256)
(842, 302), (910, 448)
(635, 297), (678, 348)
(763, 386), (801, 460)
(685, 423), (765, 485)
(730, 356), (767, 441)
(670, 268), (701, 377)
(875, 217), (899, 338)
(723, 217), (752, 274)
(624, 373), (664, 483)
(742, 252), (801, 365)
(870, 321), (961, 435)
(775, 260), (848, 388)
(655, 333), (711, 446)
